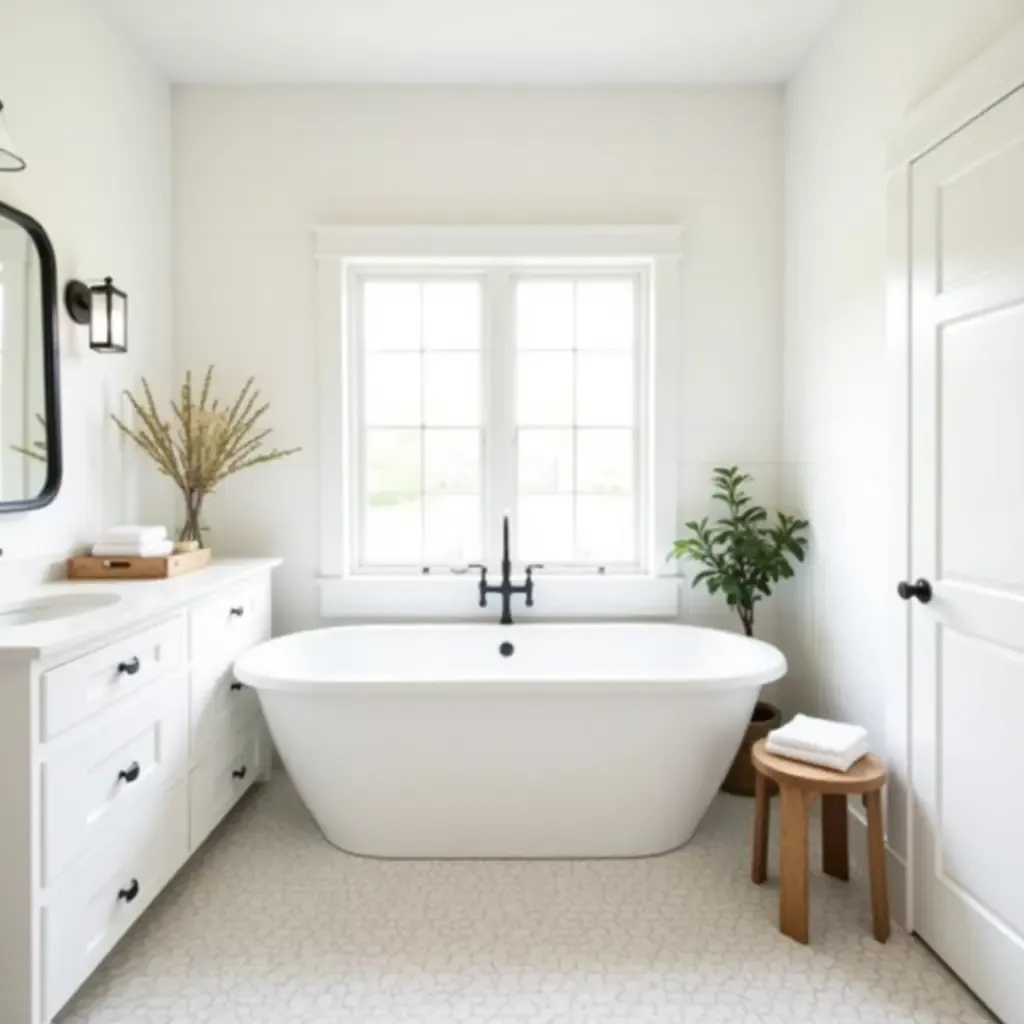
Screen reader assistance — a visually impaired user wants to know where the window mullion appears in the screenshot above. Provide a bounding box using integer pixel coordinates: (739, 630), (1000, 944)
(485, 270), (516, 569)
(348, 268), (365, 575)
(418, 283), (427, 569)
(571, 279), (579, 563)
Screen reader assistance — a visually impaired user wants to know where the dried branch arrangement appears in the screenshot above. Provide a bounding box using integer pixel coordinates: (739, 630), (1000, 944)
(10, 413), (48, 463)
(112, 367), (300, 548)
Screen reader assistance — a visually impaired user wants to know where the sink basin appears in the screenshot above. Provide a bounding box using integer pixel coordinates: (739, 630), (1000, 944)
(0, 593), (122, 628)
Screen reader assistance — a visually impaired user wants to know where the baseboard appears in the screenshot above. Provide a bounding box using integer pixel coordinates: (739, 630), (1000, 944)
(848, 807), (909, 932)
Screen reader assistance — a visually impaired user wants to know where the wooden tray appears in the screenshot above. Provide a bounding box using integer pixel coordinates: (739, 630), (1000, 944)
(67, 547), (212, 580)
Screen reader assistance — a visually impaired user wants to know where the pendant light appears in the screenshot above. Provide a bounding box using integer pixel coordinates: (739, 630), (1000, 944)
(0, 101), (26, 173)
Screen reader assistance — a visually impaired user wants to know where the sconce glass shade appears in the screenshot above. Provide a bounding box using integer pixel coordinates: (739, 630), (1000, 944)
(0, 101), (27, 173)
(90, 277), (128, 353)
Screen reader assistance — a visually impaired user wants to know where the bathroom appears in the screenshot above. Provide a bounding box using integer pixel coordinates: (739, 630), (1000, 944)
(0, 0), (1021, 1020)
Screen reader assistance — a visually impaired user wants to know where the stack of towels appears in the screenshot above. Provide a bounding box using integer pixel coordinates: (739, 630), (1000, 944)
(92, 525), (174, 559)
(765, 714), (870, 773)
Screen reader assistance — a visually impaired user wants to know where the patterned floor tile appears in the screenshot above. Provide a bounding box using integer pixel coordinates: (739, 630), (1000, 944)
(58, 773), (993, 1024)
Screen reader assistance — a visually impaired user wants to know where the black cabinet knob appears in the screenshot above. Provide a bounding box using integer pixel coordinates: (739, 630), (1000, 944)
(897, 578), (933, 604)
(229, 681), (243, 692)
(117, 761), (141, 784)
(229, 606), (245, 618)
(117, 657), (141, 676)
(117, 878), (140, 903)
(232, 766), (247, 780)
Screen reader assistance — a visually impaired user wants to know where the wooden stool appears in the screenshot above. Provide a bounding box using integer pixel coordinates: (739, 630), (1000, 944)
(750, 738), (889, 945)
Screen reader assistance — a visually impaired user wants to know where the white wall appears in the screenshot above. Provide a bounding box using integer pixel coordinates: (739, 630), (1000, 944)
(173, 85), (786, 636)
(0, 0), (173, 572)
(783, 0), (1024, 856)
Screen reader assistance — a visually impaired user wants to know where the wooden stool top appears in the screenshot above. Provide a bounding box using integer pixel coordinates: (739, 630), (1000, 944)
(751, 738), (885, 796)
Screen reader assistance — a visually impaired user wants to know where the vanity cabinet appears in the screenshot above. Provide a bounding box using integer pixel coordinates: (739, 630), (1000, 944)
(0, 559), (280, 1024)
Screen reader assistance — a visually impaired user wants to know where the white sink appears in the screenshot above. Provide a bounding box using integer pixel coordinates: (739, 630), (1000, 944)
(0, 593), (122, 628)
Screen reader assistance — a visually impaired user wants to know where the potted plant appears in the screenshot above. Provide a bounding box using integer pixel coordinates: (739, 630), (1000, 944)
(113, 367), (300, 550)
(668, 466), (809, 795)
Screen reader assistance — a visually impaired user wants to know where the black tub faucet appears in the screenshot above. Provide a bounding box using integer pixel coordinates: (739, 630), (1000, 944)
(471, 515), (542, 626)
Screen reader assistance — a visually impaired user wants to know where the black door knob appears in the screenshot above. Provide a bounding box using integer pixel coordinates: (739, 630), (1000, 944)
(117, 761), (141, 784)
(232, 766), (247, 780)
(117, 657), (141, 676)
(117, 878), (140, 903)
(897, 579), (933, 604)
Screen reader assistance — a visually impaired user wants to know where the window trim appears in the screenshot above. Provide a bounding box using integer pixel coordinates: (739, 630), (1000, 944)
(316, 225), (684, 620)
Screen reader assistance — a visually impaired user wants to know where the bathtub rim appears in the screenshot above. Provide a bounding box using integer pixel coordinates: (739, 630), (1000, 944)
(234, 622), (787, 695)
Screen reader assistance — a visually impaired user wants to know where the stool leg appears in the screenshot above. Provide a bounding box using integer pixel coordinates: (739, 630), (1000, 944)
(752, 771), (770, 884)
(779, 785), (811, 943)
(821, 794), (849, 881)
(863, 791), (891, 942)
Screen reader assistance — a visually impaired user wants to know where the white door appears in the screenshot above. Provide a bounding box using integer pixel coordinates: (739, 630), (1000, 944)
(908, 84), (1024, 1023)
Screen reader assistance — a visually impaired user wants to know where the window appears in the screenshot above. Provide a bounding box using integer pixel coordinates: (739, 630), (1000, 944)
(348, 265), (647, 574)
(317, 225), (682, 619)
(357, 276), (485, 568)
(514, 275), (641, 567)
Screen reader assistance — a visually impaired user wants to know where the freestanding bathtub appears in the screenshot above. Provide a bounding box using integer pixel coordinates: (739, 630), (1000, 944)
(234, 623), (786, 859)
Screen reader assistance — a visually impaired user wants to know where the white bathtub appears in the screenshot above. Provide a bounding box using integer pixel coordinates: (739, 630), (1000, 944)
(234, 623), (786, 859)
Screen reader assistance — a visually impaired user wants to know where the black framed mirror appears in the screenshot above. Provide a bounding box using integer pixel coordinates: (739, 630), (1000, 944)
(0, 199), (62, 510)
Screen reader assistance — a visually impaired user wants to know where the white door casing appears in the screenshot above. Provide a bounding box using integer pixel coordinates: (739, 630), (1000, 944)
(907, 83), (1024, 1022)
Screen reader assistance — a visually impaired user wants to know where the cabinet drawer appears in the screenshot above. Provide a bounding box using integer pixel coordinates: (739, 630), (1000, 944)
(190, 658), (260, 760)
(41, 617), (185, 741)
(41, 677), (188, 887)
(189, 579), (268, 667)
(43, 781), (188, 1022)
(189, 723), (261, 852)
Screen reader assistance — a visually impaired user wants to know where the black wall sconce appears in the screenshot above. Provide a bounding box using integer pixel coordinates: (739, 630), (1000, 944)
(65, 277), (129, 353)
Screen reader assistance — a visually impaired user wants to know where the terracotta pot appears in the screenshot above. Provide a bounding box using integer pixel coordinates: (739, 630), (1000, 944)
(721, 701), (781, 797)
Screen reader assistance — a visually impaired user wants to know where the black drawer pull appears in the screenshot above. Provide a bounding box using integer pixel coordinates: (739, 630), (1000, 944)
(117, 879), (140, 903)
(229, 606), (245, 618)
(232, 766), (248, 780)
(229, 681), (243, 692)
(117, 657), (141, 676)
(117, 761), (141, 784)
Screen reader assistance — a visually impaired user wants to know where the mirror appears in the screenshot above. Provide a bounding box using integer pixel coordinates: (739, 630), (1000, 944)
(0, 200), (61, 510)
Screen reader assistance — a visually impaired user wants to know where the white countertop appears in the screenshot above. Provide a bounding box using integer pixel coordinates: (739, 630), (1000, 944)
(0, 558), (282, 663)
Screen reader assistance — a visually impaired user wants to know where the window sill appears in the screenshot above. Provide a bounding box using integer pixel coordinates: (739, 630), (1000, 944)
(318, 574), (680, 621)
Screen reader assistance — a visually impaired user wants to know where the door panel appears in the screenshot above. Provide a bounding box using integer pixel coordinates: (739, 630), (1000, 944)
(910, 84), (1024, 1023)
(939, 306), (1024, 589)
(939, 630), (1024, 938)
(938, 134), (1024, 293)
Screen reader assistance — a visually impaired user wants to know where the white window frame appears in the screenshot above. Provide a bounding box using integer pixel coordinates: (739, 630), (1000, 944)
(316, 225), (684, 620)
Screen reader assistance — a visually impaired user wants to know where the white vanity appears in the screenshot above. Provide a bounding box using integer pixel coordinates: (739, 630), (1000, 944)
(0, 558), (280, 1024)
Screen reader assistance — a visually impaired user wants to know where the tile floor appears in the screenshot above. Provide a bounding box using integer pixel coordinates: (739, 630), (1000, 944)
(60, 773), (993, 1023)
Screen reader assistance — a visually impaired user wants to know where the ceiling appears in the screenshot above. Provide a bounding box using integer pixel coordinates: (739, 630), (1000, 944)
(95, 0), (846, 85)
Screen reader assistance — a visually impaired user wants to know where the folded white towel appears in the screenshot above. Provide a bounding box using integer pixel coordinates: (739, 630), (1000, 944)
(765, 735), (870, 773)
(769, 714), (868, 757)
(92, 540), (175, 558)
(102, 525), (168, 545)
